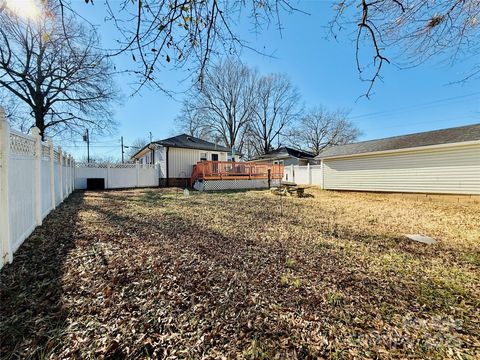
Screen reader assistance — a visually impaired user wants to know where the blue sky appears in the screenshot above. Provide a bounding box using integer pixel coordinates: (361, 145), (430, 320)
(63, 1), (480, 160)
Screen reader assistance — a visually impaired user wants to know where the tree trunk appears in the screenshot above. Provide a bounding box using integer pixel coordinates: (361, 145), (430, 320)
(34, 109), (45, 141)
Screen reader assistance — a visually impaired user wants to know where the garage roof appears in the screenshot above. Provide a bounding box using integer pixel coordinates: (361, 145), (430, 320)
(250, 146), (315, 161)
(316, 123), (480, 159)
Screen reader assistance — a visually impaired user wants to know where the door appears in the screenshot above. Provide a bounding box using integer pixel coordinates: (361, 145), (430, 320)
(211, 154), (219, 174)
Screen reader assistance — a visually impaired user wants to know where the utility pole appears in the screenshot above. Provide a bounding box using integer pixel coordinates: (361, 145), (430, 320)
(83, 128), (90, 163)
(121, 136), (124, 163)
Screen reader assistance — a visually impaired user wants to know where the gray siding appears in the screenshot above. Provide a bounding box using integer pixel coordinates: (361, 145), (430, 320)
(323, 143), (480, 194)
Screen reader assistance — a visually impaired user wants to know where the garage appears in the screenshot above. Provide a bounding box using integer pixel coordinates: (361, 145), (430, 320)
(317, 124), (480, 195)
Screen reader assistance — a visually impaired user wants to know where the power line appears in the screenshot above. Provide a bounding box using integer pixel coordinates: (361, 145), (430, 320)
(62, 145), (120, 148)
(350, 92), (480, 120)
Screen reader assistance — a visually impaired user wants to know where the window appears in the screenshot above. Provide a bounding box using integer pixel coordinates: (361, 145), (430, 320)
(200, 152), (207, 161)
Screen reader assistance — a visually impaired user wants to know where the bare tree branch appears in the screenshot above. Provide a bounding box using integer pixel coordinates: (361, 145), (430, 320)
(332, 0), (480, 97)
(176, 58), (256, 152)
(0, 2), (119, 140)
(288, 107), (361, 155)
(248, 73), (301, 155)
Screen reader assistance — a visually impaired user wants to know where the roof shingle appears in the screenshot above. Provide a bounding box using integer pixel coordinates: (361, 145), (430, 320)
(154, 134), (231, 152)
(316, 123), (480, 159)
(252, 146), (315, 160)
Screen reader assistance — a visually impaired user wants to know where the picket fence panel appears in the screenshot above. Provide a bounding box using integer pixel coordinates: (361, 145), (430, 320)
(0, 109), (74, 269)
(283, 164), (324, 188)
(74, 163), (159, 190)
(41, 159), (52, 217)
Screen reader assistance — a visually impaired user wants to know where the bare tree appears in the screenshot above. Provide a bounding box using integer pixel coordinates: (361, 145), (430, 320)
(77, 154), (121, 165)
(248, 73), (301, 155)
(331, 0), (480, 97)
(0, 91), (29, 130)
(187, 58), (257, 152)
(175, 98), (213, 141)
(0, 3), (118, 140)
(125, 137), (148, 159)
(289, 107), (361, 155)
(54, 0), (478, 97)
(63, 0), (303, 92)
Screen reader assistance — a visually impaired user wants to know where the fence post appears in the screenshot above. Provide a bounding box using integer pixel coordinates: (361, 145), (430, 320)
(320, 159), (324, 189)
(64, 154), (67, 197)
(72, 156), (75, 192)
(71, 156), (74, 193)
(107, 164), (110, 189)
(68, 155), (72, 194)
(58, 146), (63, 201)
(48, 139), (56, 210)
(32, 127), (42, 226)
(65, 154), (69, 195)
(136, 160), (140, 188)
(65, 155), (69, 194)
(307, 163), (311, 185)
(0, 107), (12, 265)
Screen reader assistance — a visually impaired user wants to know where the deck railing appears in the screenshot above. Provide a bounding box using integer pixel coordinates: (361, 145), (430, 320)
(191, 161), (283, 184)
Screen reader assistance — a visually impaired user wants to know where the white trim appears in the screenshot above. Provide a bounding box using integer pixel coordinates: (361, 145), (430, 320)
(317, 140), (480, 160)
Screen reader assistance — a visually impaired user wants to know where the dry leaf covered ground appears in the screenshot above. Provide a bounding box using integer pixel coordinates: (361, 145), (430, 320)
(1, 188), (479, 359)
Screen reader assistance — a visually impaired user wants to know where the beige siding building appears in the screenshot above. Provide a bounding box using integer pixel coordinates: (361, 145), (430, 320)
(316, 124), (480, 195)
(132, 134), (239, 186)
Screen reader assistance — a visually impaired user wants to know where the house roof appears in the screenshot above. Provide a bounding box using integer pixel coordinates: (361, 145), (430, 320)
(316, 123), (480, 159)
(251, 146), (315, 161)
(155, 134), (231, 152)
(132, 134), (231, 159)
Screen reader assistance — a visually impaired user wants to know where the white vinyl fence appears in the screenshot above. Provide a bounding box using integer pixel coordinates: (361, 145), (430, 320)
(74, 163), (159, 189)
(0, 110), (75, 269)
(283, 164), (323, 188)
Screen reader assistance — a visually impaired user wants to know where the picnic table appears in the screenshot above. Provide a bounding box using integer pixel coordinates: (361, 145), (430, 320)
(271, 183), (306, 197)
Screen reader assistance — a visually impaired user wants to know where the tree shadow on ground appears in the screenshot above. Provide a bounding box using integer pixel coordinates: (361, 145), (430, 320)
(0, 192), (85, 359)
(1, 190), (476, 358)
(62, 192), (477, 358)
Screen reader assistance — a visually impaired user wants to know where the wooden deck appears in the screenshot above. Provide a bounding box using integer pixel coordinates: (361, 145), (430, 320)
(191, 161), (283, 184)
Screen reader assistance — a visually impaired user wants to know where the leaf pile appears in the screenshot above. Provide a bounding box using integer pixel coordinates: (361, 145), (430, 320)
(1, 188), (479, 358)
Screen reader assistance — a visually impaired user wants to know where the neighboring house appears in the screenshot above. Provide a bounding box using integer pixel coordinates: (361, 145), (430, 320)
(315, 123), (480, 195)
(131, 134), (239, 186)
(248, 146), (316, 166)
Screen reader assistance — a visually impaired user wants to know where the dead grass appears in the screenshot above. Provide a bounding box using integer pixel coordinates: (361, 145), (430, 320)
(1, 187), (479, 359)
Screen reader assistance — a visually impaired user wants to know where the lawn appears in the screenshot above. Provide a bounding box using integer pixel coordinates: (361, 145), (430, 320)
(1, 188), (479, 359)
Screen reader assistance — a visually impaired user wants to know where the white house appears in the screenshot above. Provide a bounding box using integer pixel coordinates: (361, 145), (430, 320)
(131, 134), (239, 186)
(315, 124), (480, 195)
